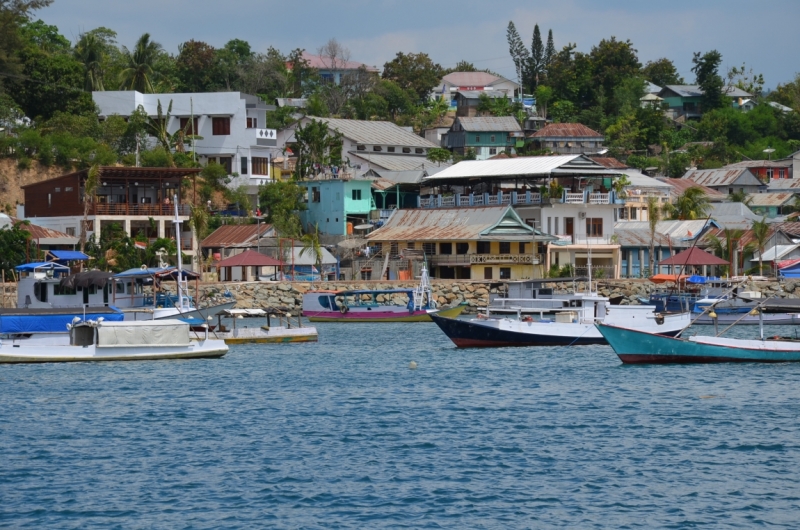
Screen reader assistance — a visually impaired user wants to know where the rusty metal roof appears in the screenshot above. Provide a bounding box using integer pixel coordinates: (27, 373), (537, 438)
(308, 118), (439, 148)
(201, 224), (273, 248)
(725, 160), (793, 169)
(768, 179), (800, 191)
(22, 166), (202, 188)
(657, 178), (727, 200)
(457, 116), (522, 132)
(683, 168), (762, 187)
(366, 206), (553, 242)
(591, 157), (628, 169)
(12, 219), (78, 244)
(530, 123), (603, 139)
(764, 222), (800, 238)
(746, 192), (796, 207)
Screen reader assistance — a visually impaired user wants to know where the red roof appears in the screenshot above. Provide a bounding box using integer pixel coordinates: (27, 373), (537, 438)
(531, 123), (603, 138)
(659, 247), (730, 266)
(214, 250), (282, 268)
(201, 224), (273, 248)
(591, 157), (628, 169)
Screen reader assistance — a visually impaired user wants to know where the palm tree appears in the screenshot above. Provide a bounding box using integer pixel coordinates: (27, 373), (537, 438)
(664, 186), (711, 220)
(751, 216), (770, 276)
(75, 32), (105, 91)
(299, 223), (324, 283)
(647, 195), (661, 275)
(119, 33), (163, 93)
(79, 165), (100, 253)
(728, 190), (753, 205)
(189, 204), (209, 272)
(705, 228), (744, 276)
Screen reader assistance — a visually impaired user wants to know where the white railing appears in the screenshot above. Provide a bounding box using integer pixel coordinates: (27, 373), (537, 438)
(565, 192), (584, 204)
(588, 193), (610, 204)
(530, 193), (542, 203)
(469, 254), (534, 264)
(473, 195), (484, 206)
(487, 195), (500, 205)
(501, 194), (512, 205)
(420, 197), (432, 207)
(459, 194), (471, 204)
(441, 196), (455, 207)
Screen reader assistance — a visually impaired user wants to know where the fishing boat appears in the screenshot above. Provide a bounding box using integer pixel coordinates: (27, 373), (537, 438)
(0, 318), (228, 363)
(431, 292), (690, 348)
(596, 322), (800, 364)
(208, 309), (318, 344)
(302, 264), (466, 322)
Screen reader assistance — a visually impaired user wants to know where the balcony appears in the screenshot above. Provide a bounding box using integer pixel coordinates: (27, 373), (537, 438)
(431, 254), (541, 266)
(418, 190), (622, 209)
(94, 204), (191, 216)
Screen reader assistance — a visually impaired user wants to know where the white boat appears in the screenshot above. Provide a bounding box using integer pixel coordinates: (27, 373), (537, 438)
(210, 309), (318, 344)
(0, 319), (228, 363)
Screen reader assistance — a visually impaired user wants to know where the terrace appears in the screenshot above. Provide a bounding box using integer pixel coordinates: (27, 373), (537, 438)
(418, 189), (624, 208)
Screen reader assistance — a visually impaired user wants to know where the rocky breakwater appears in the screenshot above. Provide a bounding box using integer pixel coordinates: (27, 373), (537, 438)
(195, 281), (500, 313)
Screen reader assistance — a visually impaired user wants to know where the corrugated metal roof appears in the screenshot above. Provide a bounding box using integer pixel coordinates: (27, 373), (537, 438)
(620, 170), (672, 189)
(725, 160), (792, 169)
(661, 85), (752, 98)
(753, 244), (799, 261)
(15, 219), (78, 244)
(368, 170), (427, 185)
(657, 177), (727, 199)
(591, 157), (628, 169)
(201, 224), (273, 248)
(683, 168), (762, 187)
(456, 90), (507, 100)
(215, 250), (283, 267)
(531, 123), (603, 139)
(366, 206), (551, 242)
(349, 152), (442, 172)
(769, 179), (800, 191)
(612, 226), (681, 248)
(765, 222), (800, 237)
(615, 220), (711, 239)
(308, 118), (439, 148)
(424, 155), (617, 180)
(457, 116), (521, 132)
(300, 52), (378, 72)
(746, 192), (796, 207)
(443, 72), (505, 87)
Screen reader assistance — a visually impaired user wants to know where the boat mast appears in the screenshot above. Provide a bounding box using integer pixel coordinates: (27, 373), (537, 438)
(173, 194), (189, 312)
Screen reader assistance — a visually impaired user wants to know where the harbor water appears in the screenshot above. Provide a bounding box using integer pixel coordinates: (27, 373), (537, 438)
(2, 320), (800, 528)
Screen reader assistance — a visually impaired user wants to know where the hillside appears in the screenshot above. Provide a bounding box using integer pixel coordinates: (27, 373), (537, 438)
(0, 159), (65, 215)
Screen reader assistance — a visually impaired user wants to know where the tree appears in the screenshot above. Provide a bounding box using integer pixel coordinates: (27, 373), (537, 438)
(728, 190), (752, 205)
(80, 164), (100, 252)
(530, 24), (544, 88)
(0, 0), (53, 94)
(119, 33), (163, 93)
(0, 220), (37, 277)
(291, 119), (343, 179)
(258, 180), (306, 238)
(726, 63), (764, 98)
(506, 21), (529, 91)
(692, 50), (725, 112)
(476, 93), (521, 117)
(175, 40), (218, 92)
(769, 73), (800, 111)
(535, 85), (552, 119)
(381, 52), (444, 104)
(544, 29), (555, 78)
(74, 32), (106, 91)
(706, 228), (744, 276)
(751, 216), (770, 276)
(426, 147), (452, 166)
(299, 223), (324, 283)
(589, 37), (641, 115)
(647, 195), (662, 275)
(189, 203), (209, 270)
(664, 186), (711, 220)
(641, 58), (683, 87)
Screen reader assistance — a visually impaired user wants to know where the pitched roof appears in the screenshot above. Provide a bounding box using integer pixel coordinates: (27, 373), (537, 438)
(659, 247), (731, 266)
(349, 152), (446, 172)
(530, 123), (604, 139)
(456, 116), (522, 132)
(614, 219), (713, 240)
(308, 118), (438, 148)
(660, 84), (752, 98)
(724, 160), (793, 169)
(426, 155), (619, 181)
(591, 157), (628, 169)
(683, 168), (763, 187)
(14, 219), (78, 245)
(657, 177), (727, 200)
(708, 202), (762, 229)
(201, 224), (273, 248)
(366, 206), (554, 242)
(456, 90), (508, 100)
(214, 250), (283, 268)
(746, 192), (796, 207)
(768, 179), (800, 191)
(300, 52), (378, 72)
(442, 72), (504, 87)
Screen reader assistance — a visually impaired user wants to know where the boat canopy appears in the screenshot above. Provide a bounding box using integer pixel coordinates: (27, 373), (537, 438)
(60, 270), (114, 289)
(15, 262), (70, 273)
(114, 266), (201, 281)
(0, 310), (124, 334)
(47, 250), (90, 262)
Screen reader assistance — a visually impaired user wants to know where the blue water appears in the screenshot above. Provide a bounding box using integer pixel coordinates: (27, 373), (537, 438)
(3, 321), (800, 528)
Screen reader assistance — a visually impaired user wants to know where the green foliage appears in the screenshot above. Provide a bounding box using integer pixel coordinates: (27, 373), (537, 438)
(692, 50), (726, 112)
(426, 147), (452, 166)
(641, 58), (683, 86)
(0, 220), (38, 277)
(381, 52), (444, 104)
(769, 73), (800, 111)
(664, 186), (710, 220)
(291, 119), (343, 179)
(666, 152), (692, 178)
(258, 180), (306, 238)
(119, 33), (164, 92)
(175, 39), (218, 92)
(477, 93), (522, 117)
(550, 100), (576, 123)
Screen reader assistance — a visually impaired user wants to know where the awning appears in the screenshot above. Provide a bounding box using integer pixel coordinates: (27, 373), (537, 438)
(15, 262), (71, 272)
(48, 250), (90, 261)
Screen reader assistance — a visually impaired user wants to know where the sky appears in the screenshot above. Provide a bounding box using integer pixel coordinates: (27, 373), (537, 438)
(38, 0), (799, 90)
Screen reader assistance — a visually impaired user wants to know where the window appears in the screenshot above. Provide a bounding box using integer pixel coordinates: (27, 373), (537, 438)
(766, 168), (774, 180)
(499, 267), (511, 279)
(212, 117), (230, 135)
(630, 208), (637, 220)
(312, 187), (320, 202)
(65, 187), (73, 192)
(499, 242), (510, 254)
(618, 208), (627, 220)
(241, 156), (248, 175)
(54, 284), (76, 296)
(180, 117), (198, 135)
(352, 189), (362, 200)
(477, 241), (491, 254)
(422, 243), (436, 255)
(484, 267), (492, 280)
(439, 242), (452, 255)
(390, 242), (399, 255)
(219, 157), (232, 174)
(490, 135), (496, 142)
(246, 117), (257, 128)
(415, 148), (423, 154)
(54, 187), (61, 192)
(586, 218), (603, 237)
(65, 227), (76, 236)
(372, 146), (382, 152)
(252, 157), (269, 176)
(402, 147), (411, 153)
(388, 146), (395, 153)
(48, 193), (51, 207)
(489, 148), (497, 155)
(357, 145), (366, 151)
(456, 242), (469, 254)
(518, 242), (527, 254)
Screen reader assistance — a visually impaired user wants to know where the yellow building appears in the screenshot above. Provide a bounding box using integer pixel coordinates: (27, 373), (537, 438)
(366, 206), (556, 280)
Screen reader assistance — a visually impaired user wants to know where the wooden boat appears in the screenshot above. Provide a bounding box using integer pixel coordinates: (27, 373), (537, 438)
(596, 322), (800, 364)
(209, 309), (318, 344)
(0, 319), (228, 363)
(431, 293), (691, 348)
(302, 264), (466, 322)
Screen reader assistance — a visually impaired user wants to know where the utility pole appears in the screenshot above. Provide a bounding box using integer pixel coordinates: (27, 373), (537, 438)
(191, 97), (196, 163)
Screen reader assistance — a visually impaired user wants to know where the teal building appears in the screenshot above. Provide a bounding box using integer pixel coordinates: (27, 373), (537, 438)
(299, 178), (373, 235)
(442, 116), (522, 160)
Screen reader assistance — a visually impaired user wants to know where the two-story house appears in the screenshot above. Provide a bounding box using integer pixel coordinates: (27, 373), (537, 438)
(299, 177), (374, 236)
(528, 123), (605, 155)
(441, 116), (523, 160)
(19, 166), (201, 267)
(682, 167), (766, 195)
(93, 91), (277, 182)
(297, 52), (379, 85)
(657, 85), (753, 120)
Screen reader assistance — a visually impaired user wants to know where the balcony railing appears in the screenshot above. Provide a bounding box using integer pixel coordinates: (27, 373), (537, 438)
(430, 254), (541, 266)
(418, 190), (622, 209)
(94, 204), (191, 216)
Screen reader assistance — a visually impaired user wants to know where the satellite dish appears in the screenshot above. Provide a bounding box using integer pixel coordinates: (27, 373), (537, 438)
(354, 224), (373, 230)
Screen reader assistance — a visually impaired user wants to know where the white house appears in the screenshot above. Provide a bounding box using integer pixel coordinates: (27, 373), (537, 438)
(93, 91), (277, 186)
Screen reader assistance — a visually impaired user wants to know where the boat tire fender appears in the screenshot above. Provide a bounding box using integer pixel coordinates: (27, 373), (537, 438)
(340, 305), (349, 314)
(654, 313), (664, 325)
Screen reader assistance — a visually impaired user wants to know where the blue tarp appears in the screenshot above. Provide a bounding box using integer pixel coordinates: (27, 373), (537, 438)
(15, 262), (70, 272)
(49, 250), (89, 261)
(686, 275), (721, 284)
(779, 263), (800, 278)
(0, 311), (125, 334)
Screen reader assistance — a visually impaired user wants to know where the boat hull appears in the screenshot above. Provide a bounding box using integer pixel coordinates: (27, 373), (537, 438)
(0, 340), (228, 363)
(215, 326), (319, 344)
(306, 303), (466, 323)
(691, 312), (800, 325)
(596, 323), (800, 364)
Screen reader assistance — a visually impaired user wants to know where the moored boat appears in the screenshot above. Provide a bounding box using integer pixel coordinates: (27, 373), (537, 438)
(596, 322), (800, 364)
(210, 309), (318, 344)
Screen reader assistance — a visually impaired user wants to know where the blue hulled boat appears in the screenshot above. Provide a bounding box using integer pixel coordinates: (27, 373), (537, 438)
(596, 323), (800, 364)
